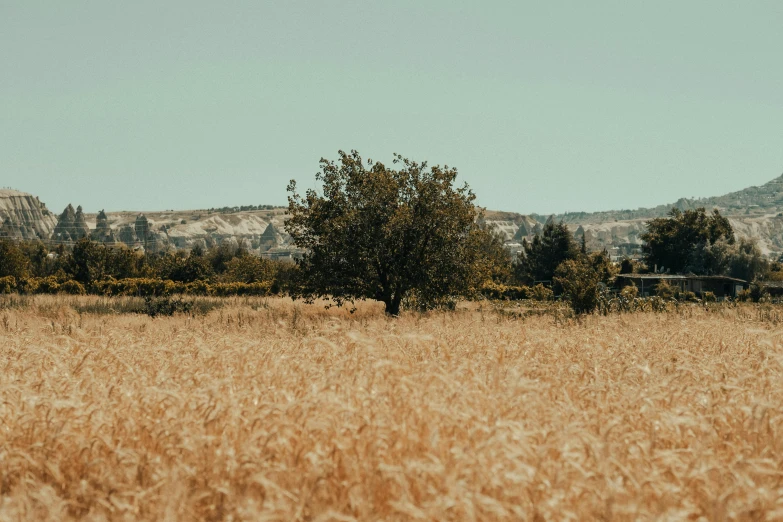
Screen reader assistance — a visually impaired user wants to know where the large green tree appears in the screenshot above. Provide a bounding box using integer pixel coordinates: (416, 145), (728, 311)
(641, 208), (734, 274)
(513, 221), (578, 285)
(286, 150), (497, 315)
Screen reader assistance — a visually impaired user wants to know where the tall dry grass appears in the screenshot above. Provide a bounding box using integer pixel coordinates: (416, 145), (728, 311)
(1, 296), (782, 520)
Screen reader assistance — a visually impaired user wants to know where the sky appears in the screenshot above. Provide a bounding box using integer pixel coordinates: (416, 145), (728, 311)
(1, 1), (782, 215)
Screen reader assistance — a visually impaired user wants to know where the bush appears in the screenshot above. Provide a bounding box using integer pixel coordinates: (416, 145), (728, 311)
(184, 279), (211, 296)
(480, 282), (529, 301)
(737, 289), (752, 302)
(16, 277), (40, 295)
(143, 296), (193, 317)
(654, 280), (676, 300)
(554, 260), (600, 314)
(0, 276), (16, 294)
(34, 276), (60, 294)
(702, 291), (717, 303)
(749, 282), (768, 303)
(528, 284), (553, 302)
(677, 290), (699, 302)
(59, 280), (86, 295)
(95, 278), (184, 297)
(619, 285), (638, 300)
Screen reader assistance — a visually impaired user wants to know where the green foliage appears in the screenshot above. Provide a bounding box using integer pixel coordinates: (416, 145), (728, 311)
(514, 221), (578, 286)
(221, 256), (277, 284)
(209, 282), (272, 297)
(59, 279), (86, 295)
(749, 282), (768, 303)
(588, 249), (617, 285)
(34, 276), (60, 294)
(157, 252), (215, 283)
(727, 238), (769, 281)
(702, 291), (717, 303)
(69, 238), (148, 285)
(619, 285), (638, 300)
(737, 289), (752, 302)
(554, 259), (600, 314)
(654, 280), (676, 299)
(207, 241), (246, 274)
(287, 150), (489, 315)
(619, 257), (635, 274)
(0, 240), (31, 279)
(469, 224), (513, 286)
(0, 276), (16, 294)
(16, 277), (40, 295)
(480, 282), (530, 301)
(528, 283), (554, 302)
(641, 208), (734, 274)
(143, 296), (193, 317)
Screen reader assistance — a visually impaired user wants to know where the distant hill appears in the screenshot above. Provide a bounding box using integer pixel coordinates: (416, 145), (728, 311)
(533, 173), (783, 224)
(483, 172), (783, 258)
(4, 172), (783, 258)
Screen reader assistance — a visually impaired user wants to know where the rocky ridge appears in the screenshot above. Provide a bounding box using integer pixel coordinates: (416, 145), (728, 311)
(4, 172), (783, 259)
(0, 189), (57, 240)
(483, 173), (783, 258)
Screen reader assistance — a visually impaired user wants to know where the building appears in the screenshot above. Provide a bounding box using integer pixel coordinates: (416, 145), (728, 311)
(758, 280), (783, 297)
(615, 274), (747, 298)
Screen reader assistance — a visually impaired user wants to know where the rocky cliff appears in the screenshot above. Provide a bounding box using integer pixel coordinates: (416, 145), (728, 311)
(0, 189), (57, 240)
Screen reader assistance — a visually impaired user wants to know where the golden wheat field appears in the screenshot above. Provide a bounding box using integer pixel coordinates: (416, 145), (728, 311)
(1, 296), (782, 521)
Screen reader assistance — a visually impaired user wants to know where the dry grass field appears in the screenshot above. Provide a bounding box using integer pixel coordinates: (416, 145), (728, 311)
(1, 296), (782, 521)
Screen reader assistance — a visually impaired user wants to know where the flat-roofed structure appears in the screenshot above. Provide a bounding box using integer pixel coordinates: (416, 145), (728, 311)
(616, 274), (747, 298)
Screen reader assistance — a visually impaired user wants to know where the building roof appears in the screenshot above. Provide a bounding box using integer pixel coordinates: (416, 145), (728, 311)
(616, 274), (747, 284)
(759, 280), (783, 289)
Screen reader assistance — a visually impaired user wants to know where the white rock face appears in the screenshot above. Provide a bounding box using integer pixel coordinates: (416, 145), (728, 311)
(0, 189), (58, 240)
(83, 208), (292, 252)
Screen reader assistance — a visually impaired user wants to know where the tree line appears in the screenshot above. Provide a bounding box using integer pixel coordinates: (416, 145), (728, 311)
(1, 150), (777, 313)
(0, 239), (294, 296)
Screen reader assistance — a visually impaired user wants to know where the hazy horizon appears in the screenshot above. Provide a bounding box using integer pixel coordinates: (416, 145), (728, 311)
(3, 1), (782, 215)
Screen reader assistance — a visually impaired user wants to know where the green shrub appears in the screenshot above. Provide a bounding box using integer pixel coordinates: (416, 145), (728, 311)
(0, 276), (16, 294)
(16, 277), (40, 295)
(34, 276), (60, 294)
(554, 259), (600, 314)
(749, 282), (768, 303)
(480, 282), (529, 300)
(619, 285), (638, 300)
(529, 283), (554, 302)
(185, 280), (211, 296)
(59, 280), (86, 295)
(702, 291), (717, 303)
(678, 290), (699, 302)
(95, 278), (185, 297)
(654, 280), (675, 300)
(211, 281), (273, 297)
(143, 296), (193, 317)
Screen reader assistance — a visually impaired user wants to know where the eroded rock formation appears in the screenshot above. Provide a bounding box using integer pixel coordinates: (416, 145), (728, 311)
(91, 210), (117, 243)
(0, 189), (57, 240)
(52, 204), (90, 243)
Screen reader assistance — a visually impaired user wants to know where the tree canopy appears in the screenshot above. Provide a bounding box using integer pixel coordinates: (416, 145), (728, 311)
(513, 221), (578, 285)
(286, 150), (499, 315)
(641, 208), (734, 274)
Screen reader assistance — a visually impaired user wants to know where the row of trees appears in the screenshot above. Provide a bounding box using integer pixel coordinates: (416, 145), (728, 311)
(0, 150), (776, 315)
(0, 239), (291, 291)
(640, 208), (768, 282)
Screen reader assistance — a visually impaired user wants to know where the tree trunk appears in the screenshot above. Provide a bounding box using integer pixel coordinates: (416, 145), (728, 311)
(385, 295), (402, 316)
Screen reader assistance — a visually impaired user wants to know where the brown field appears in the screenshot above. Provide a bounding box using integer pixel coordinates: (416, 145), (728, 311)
(1, 296), (782, 521)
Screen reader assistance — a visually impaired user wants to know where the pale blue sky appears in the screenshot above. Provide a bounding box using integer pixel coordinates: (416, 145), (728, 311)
(2, 1), (782, 214)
